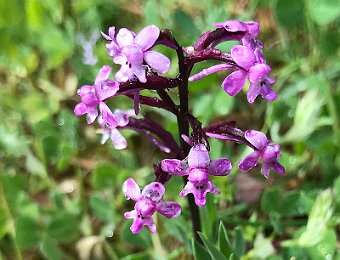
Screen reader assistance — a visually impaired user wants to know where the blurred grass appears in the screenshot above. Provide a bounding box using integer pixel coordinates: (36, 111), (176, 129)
(0, 0), (339, 259)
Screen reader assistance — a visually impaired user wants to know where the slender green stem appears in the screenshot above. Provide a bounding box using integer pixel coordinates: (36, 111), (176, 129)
(0, 176), (23, 260)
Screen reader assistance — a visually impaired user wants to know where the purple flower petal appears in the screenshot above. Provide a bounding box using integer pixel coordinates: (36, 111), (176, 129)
(248, 64), (271, 83)
(157, 201), (181, 219)
(99, 102), (118, 127)
(106, 41), (120, 57)
(260, 83), (277, 102)
(208, 158), (232, 176)
(238, 151), (260, 172)
(101, 26), (115, 40)
(122, 45), (144, 64)
(100, 128), (111, 145)
(213, 20), (248, 32)
(161, 159), (188, 176)
(74, 103), (87, 116)
(96, 81), (119, 101)
(124, 210), (136, 220)
(86, 107), (98, 124)
(244, 130), (268, 150)
(95, 65), (111, 84)
(262, 143), (280, 161)
(129, 217), (143, 233)
(110, 128), (127, 150)
(122, 178), (141, 201)
(247, 82), (261, 104)
(271, 161), (285, 175)
(245, 21), (260, 37)
(115, 65), (133, 82)
(188, 144), (210, 168)
(114, 109), (131, 127)
(180, 181), (216, 207)
(116, 28), (135, 47)
(144, 51), (170, 74)
(231, 45), (256, 70)
(131, 64), (146, 83)
(261, 162), (271, 179)
(222, 70), (247, 96)
(141, 182), (165, 203)
(135, 25), (160, 51)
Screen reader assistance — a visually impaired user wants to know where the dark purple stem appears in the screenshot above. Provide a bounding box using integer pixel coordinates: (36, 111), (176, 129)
(126, 118), (182, 155)
(125, 94), (178, 114)
(204, 120), (257, 150)
(172, 36), (203, 244)
(117, 75), (180, 93)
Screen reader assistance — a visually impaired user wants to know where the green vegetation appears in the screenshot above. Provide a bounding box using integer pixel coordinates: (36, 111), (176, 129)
(0, 0), (339, 259)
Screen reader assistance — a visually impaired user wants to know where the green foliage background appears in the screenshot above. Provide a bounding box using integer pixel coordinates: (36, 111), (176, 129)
(0, 0), (339, 259)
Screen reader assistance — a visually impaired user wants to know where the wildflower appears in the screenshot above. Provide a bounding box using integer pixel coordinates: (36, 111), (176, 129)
(101, 25), (170, 83)
(161, 144), (232, 206)
(123, 178), (181, 234)
(98, 104), (134, 149)
(74, 65), (118, 123)
(238, 130), (285, 178)
(222, 45), (276, 103)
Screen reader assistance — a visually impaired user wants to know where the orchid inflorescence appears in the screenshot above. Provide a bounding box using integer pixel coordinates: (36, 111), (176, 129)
(74, 20), (285, 235)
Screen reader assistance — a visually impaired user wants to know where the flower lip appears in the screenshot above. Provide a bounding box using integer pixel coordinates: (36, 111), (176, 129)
(135, 198), (157, 216)
(188, 168), (209, 184)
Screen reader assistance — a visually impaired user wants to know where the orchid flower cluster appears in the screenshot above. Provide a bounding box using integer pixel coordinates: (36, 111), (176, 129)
(74, 21), (285, 235)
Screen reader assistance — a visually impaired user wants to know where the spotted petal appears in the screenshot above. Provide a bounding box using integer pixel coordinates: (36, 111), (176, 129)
(142, 182), (165, 203)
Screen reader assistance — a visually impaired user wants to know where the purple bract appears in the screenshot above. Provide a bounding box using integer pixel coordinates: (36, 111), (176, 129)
(122, 178), (181, 234)
(101, 25), (171, 83)
(238, 130), (285, 178)
(161, 144), (232, 206)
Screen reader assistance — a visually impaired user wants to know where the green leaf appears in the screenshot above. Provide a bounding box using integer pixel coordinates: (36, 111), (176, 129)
(310, 0), (340, 25)
(307, 229), (336, 259)
(246, 233), (275, 259)
(218, 222), (234, 258)
(281, 90), (324, 143)
(91, 163), (117, 189)
(192, 238), (212, 260)
(261, 188), (281, 214)
(275, 0), (305, 28)
(121, 221), (152, 249)
(89, 195), (114, 221)
(15, 216), (40, 249)
(233, 227), (245, 257)
(198, 232), (228, 260)
(200, 194), (217, 240)
(47, 213), (79, 242)
(282, 189), (334, 247)
(40, 239), (64, 260)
